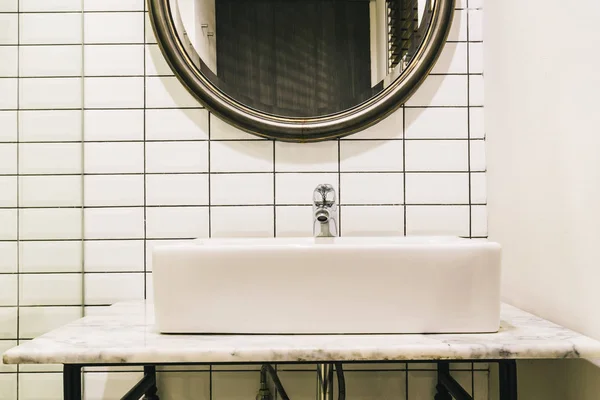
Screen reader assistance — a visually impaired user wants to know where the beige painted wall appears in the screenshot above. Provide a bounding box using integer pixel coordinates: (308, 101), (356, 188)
(486, 0), (600, 398)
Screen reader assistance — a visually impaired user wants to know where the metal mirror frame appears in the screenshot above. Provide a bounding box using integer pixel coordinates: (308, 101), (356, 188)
(148, 0), (456, 142)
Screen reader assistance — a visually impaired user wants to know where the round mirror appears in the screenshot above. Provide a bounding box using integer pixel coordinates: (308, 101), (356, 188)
(149, 0), (455, 141)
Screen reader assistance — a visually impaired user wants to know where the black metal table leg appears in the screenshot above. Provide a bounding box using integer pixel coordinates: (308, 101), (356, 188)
(63, 365), (82, 400)
(143, 366), (159, 400)
(435, 362), (472, 400)
(499, 360), (518, 400)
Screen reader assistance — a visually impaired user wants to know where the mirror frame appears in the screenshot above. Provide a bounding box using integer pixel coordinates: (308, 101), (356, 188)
(148, 0), (456, 142)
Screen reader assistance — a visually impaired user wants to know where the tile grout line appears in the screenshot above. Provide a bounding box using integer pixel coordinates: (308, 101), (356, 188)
(15, 1), (21, 397)
(143, 3), (148, 301)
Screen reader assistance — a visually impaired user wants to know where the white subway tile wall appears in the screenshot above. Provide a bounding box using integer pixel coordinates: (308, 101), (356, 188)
(0, 0), (487, 399)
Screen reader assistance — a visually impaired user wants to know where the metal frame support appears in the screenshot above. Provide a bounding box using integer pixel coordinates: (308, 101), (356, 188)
(436, 362), (473, 400)
(63, 365), (82, 400)
(63, 364), (159, 400)
(499, 360), (518, 400)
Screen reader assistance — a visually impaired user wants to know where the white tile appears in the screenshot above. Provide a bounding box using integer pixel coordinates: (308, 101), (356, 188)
(146, 141), (208, 173)
(343, 371), (407, 399)
(406, 205), (470, 236)
(19, 373), (62, 400)
(405, 173), (470, 204)
(0, 176), (16, 207)
(407, 371), (436, 400)
(84, 371), (145, 400)
(405, 108), (468, 139)
(0, 144), (17, 174)
(0, 78), (17, 109)
(20, 175), (82, 207)
(340, 140), (403, 172)
(212, 371), (260, 400)
(84, 77), (144, 108)
(20, 78), (82, 109)
(211, 206), (273, 238)
(84, 109), (143, 141)
(145, 43), (173, 76)
(146, 108), (209, 140)
(84, 240), (144, 272)
(275, 173), (338, 205)
(19, 306), (81, 338)
(20, 13), (82, 44)
(156, 372), (210, 400)
(84, 44), (144, 76)
(84, 175), (144, 206)
(84, 12), (144, 44)
(0, 307), (16, 338)
(472, 205), (488, 236)
(405, 140), (469, 171)
(0, 242), (17, 273)
(19, 208), (82, 240)
(20, 274), (81, 306)
(276, 371), (316, 400)
(0, 0), (16, 11)
(447, 9), (467, 42)
(19, 241), (81, 273)
(340, 173), (403, 204)
(85, 273), (144, 305)
(20, 110), (82, 142)
(84, 142), (144, 173)
(84, 0), (144, 11)
(146, 76), (200, 108)
(275, 142), (337, 172)
(431, 42), (467, 74)
(145, 13), (157, 44)
(20, 0), (81, 11)
(469, 0), (484, 9)
(0, 209), (17, 240)
(0, 46), (17, 76)
(0, 275), (17, 305)
(20, 45), (82, 77)
(146, 174), (208, 206)
(474, 371), (489, 399)
(0, 14), (17, 44)
(146, 207), (209, 239)
(210, 141), (273, 172)
(19, 143), (81, 174)
(406, 75), (468, 107)
(275, 206), (313, 237)
(210, 114), (256, 140)
(468, 9), (483, 41)
(471, 172), (487, 203)
(84, 207), (144, 239)
(470, 107), (485, 139)
(0, 340), (17, 372)
(469, 42), (484, 73)
(341, 206), (404, 236)
(470, 74), (485, 106)
(0, 111), (17, 141)
(211, 173), (273, 205)
(0, 374), (17, 400)
(470, 140), (486, 171)
(347, 108), (403, 140)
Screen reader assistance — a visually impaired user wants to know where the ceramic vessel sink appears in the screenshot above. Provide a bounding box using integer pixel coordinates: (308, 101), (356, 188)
(153, 236), (501, 334)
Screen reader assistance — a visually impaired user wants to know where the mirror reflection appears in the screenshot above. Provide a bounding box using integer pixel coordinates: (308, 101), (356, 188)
(171, 0), (434, 117)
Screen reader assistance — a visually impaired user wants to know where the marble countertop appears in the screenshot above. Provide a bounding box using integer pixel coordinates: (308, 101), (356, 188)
(4, 302), (600, 365)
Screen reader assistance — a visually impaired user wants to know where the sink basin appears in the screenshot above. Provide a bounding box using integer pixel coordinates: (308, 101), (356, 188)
(152, 236), (501, 334)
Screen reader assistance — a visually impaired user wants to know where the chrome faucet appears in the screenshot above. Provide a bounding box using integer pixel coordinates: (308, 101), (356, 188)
(313, 184), (338, 238)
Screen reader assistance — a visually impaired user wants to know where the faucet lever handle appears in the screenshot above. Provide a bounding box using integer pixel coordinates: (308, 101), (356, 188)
(313, 184), (336, 206)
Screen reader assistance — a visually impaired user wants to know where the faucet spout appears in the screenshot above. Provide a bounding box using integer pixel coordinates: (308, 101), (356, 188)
(313, 184), (338, 237)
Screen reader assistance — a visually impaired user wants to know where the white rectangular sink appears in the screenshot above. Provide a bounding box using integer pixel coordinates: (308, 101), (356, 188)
(153, 236), (501, 334)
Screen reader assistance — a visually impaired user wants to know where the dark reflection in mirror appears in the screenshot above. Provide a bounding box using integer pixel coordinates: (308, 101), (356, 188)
(172, 0), (434, 117)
